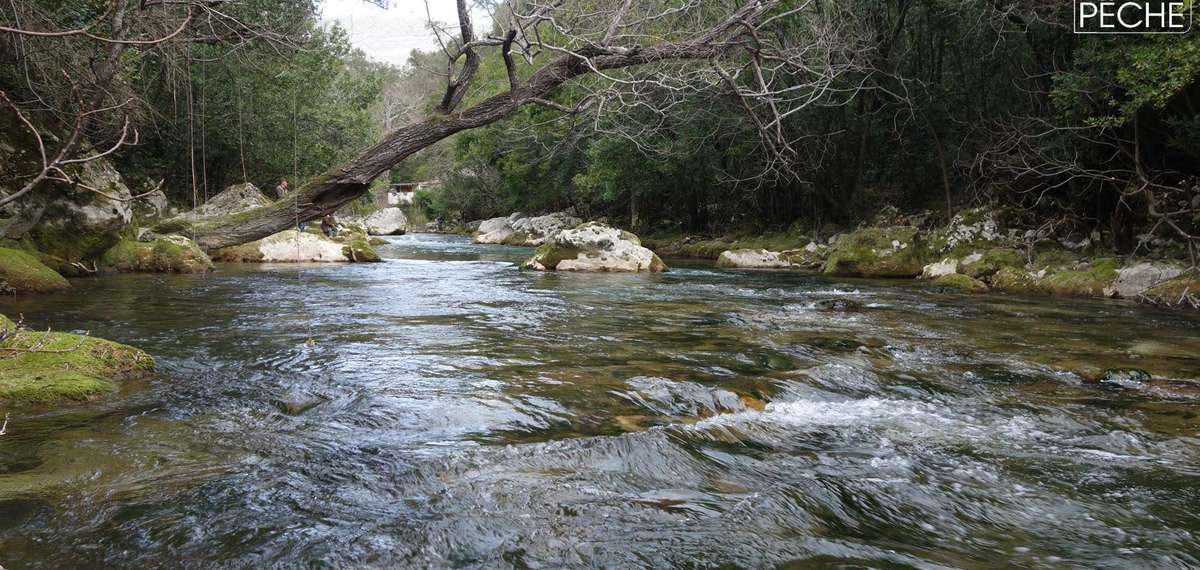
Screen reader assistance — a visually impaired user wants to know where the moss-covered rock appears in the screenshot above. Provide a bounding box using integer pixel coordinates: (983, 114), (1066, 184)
(822, 226), (928, 277)
(1040, 258), (1119, 297)
(100, 236), (213, 273)
(523, 223), (666, 272)
(340, 235), (382, 262)
(990, 266), (1040, 292)
(960, 248), (1024, 279)
(931, 273), (989, 293)
(0, 314), (154, 403)
(0, 247), (70, 294)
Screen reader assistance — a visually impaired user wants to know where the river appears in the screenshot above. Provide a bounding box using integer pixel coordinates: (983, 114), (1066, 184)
(1, 233), (1199, 568)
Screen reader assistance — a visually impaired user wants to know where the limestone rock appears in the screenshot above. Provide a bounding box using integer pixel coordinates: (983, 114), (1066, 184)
(508, 211), (582, 245)
(172, 182), (271, 221)
(209, 229), (380, 263)
(352, 207), (408, 235)
(523, 223), (667, 272)
(716, 249), (794, 269)
(921, 257), (959, 279)
(473, 214), (521, 244)
(1104, 262), (1184, 298)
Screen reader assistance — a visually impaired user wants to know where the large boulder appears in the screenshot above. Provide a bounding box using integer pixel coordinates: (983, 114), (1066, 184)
(522, 223), (667, 272)
(0, 247), (70, 294)
(171, 182), (271, 221)
(1104, 262), (1185, 299)
(360, 207), (408, 235)
(822, 226), (928, 278)
(473, 212), (526, 244)
(100, 236), (213, 273)
(508, 211), (583, 246)
(209, 228), (380, 263)
(0, 314), (154, 403)
(716, 249), (795, 269)
(472, 211), (581, 246)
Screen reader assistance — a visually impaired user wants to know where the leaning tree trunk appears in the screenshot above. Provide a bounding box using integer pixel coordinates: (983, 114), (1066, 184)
(158, 39), (734, 250)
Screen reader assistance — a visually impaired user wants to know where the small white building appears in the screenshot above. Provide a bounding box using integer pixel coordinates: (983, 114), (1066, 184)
(386, 180), (441, 206)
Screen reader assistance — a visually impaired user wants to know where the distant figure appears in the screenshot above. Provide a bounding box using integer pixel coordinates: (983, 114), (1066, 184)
(321, 214), (338, 238)
(275, 178), (290, 200)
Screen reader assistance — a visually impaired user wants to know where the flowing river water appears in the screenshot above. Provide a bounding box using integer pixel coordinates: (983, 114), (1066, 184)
(1, 233), (1199, 568)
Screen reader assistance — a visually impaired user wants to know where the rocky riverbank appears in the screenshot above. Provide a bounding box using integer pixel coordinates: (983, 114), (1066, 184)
(644, 207), (1198, 310)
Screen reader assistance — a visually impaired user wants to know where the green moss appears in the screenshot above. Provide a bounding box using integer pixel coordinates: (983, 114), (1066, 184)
(931, 273), (989, 292)
(28, 222), (119, 265)
(991, 266), (1040, 292)
(961, 248), (1024, 278)
(822, 226), (929, 277)
(523, 243), (582, 270)
(209, 242), (264, 263)
(341, 236), (382, 263)
(500, 231), (531, 246)
(0, 247), (70, 293)
(0, 317), (154, 403)
(1033, 247), (1081, 270)
(99, 238), (213, 273)
(1040, 258), (1119, 297)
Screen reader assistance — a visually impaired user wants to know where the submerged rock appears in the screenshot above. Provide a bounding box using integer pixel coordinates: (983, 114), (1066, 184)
(522, 223), (667, 272)
(0, 314), (154, 403)
(0, 247), (69, 294)
(813, 298), (865, 312)
(822, 226), (928, 277)
(100, 236), (213, 273)
(210, 229), (380, 263)
(716, 249), (794, 269)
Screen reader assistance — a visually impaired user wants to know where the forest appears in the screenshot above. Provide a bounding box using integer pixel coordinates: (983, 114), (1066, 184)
(1, 0), (1197, 262)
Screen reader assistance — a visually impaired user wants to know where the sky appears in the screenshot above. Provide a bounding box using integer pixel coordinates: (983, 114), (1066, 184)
(319, 0), (474, 67)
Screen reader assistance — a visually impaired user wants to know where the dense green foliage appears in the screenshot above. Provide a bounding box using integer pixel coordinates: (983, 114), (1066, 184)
(401, 1), (1198, 258)
(0, 0), (393, 205)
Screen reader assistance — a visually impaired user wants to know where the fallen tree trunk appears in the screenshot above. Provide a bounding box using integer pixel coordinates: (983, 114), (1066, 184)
(155, 7), (757, 250)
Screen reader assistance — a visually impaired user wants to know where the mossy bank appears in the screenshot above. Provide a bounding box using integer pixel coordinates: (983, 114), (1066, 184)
(0, 315), (155, 404)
